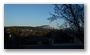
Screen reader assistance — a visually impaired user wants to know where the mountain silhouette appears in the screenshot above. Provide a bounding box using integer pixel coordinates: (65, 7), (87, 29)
(36, 25), (53, 29)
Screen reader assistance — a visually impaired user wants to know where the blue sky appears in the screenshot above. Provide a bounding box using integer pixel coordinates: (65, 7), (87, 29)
(4, 4), (64, 28)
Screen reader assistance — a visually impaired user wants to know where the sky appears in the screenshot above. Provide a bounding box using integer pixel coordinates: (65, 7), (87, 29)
(4, 4), (64, 28)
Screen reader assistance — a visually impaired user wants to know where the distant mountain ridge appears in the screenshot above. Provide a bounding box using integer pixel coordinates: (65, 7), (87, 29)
(36, 25), (53, 29)
(4, 25), (54, 29)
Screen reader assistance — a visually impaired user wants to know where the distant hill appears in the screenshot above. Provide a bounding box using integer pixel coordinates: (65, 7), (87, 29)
(4, 25), (54, 29)
(36, 25), (53, 29)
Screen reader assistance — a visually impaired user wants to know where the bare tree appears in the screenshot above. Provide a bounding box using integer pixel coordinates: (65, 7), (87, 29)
(48, 4), (84, 43)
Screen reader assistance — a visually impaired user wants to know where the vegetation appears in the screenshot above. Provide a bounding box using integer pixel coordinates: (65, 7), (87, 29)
(4, 26), (76, 49)
(48, 4), (84, 43)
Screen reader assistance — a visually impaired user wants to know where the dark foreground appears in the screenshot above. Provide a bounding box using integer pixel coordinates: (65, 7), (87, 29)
(5, 45), (84, 49)
(4, 36), (84, 49)
(4, 26), (84, 49)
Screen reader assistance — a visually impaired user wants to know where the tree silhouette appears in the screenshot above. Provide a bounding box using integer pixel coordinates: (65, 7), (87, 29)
(48, 4), (84, 43)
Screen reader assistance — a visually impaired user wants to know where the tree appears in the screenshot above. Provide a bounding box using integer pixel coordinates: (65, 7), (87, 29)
(48, 4), (84, 43)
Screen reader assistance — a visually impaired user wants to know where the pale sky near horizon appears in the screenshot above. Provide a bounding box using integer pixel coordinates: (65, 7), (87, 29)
(4, 4), (65, 28)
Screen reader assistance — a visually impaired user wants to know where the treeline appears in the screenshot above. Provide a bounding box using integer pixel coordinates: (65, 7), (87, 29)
(4, 26), (52, 38)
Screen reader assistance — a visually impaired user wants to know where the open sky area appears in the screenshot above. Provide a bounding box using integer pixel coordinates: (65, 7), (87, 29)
(4, 4), (65, 28)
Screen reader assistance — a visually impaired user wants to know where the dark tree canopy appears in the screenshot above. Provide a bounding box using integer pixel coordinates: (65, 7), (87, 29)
(48, 4), (84, 43)
(48, 4), (84, 32)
